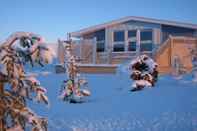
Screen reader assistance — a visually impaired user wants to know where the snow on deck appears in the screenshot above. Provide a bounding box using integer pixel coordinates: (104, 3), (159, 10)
(78, 64), (118, 67)
(28, 65), (197, 131)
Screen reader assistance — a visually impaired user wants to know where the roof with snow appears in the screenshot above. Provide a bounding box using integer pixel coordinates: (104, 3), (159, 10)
(70, 16), (197, 37)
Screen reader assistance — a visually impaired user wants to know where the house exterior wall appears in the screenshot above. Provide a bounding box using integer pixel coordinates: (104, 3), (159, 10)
(82, 20), (162, 52)
(161, 25), (196, 42)
(82, 30), (105, 41)
(75, 20), (197, 67)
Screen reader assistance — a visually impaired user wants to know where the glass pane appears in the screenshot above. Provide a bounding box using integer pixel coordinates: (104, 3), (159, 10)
(141, 31), (152, 41)
(128, 42), (136, 51)
(97, 42), (105, 52)
(128, 30), (136, 38)
(140, 42), (153, 51)
(113, 44), (125, 52)
(114, 31), (125, 42)
(95, 29), (105, 41)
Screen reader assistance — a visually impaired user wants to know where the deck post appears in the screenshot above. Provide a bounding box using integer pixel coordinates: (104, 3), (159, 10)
(80, 38), (82, 62)
(136, 29), (141, 56)
(92, 37), (97, 64)
(108, 48), (112, 64)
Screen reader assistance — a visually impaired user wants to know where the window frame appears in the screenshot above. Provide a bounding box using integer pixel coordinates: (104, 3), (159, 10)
(113, 42), (125, 52)
(128, 41), (137, 52)
(140, 29), (153, 52)
(96, 40), (105, 52)
(112, 30), (126, 52)
(127, 30), (137, 52)
(113, 30), (125, 42)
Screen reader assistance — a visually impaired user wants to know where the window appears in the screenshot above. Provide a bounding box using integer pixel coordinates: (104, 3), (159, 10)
(113, 43), (125, 52)
(95, 29), (105, 41)
(128, 42), (137, 51)
(113, 31), (125, 42)
(140, 30), (153, 51)
(141, 31), (152, 41)
(140, 42), (153, 51)
(95, 29), (105, 52)
(128, 30), (136, 39)
(128, 30), (137, 52)
(97, 41), (105, 52)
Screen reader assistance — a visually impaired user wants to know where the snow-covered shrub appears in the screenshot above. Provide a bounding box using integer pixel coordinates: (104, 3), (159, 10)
(129, 55), (158, 90)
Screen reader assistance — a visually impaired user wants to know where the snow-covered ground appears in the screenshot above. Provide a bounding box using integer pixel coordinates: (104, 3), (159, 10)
(28, 64), (197, 131)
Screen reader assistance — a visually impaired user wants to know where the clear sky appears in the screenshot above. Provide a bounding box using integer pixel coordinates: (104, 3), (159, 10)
(0, 0), (197, 42)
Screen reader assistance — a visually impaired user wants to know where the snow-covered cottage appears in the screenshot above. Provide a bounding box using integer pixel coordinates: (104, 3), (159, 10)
(62, 16), (197, 73)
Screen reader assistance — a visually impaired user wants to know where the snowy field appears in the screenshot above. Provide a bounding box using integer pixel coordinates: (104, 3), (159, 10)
(28, 65), (197, 131)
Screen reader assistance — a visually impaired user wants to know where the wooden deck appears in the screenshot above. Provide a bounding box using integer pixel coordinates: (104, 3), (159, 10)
(155, 36), (197, 74)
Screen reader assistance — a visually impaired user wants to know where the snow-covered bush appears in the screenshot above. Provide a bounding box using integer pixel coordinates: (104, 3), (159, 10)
(129, 55), (158, 91)
(0, 32), (54, 131)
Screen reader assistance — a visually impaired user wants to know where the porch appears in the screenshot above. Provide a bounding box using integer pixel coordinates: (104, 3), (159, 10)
(66, 38), (154, 74)
(154, 36), (197, 74)
(71, 38), (154, 65)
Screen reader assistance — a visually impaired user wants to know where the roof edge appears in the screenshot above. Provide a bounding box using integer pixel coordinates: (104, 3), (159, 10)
(70, 16), (197, 37)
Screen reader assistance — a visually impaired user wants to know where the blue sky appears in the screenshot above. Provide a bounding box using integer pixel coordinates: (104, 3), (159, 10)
(0, 0), (197, 42)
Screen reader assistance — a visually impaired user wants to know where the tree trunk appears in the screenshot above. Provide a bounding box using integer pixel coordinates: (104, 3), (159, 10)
(0, 103), (6, 131)
(0, 76), (5, 131)
(0, 83), (4, 95)
(0, 119), (6, 131)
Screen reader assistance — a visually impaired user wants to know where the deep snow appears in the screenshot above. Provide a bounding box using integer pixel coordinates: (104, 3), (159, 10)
(27, 64), (197, 131)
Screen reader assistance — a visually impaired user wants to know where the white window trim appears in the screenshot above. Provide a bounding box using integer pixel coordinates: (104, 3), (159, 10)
(126, 29), (138, 52)
(111, 29), (154, 53)
(127, 41), (138, 53)
(140, 29), (153, 52)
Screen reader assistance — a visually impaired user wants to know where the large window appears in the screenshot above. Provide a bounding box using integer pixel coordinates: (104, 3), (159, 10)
(140, 42), (153, 51)
(113, 31), (125, 52)
(128, 42), (137, 51)
(95, 29), (105, 52)
(112, 29), (154, 52)
(128, 30), (137, 40)
(128, 30), (137, 51)
(113, 31), (125, 42)
(96, 41), (105, 52)
(113, 43), (125, 52)
(141, 31), (152, 41)
(140, 30), (153, 51)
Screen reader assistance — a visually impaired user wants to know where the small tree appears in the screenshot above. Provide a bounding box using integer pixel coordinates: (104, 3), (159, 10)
(59, 40), (90, 103)
(0, 32), (55, 131)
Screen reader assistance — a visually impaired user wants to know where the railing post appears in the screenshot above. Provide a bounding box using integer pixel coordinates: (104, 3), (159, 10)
(136, 29), (141, 56)
(79, 39), (82, 61)
(92, 37), (97, 64)
(108, 48), (112, 64)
